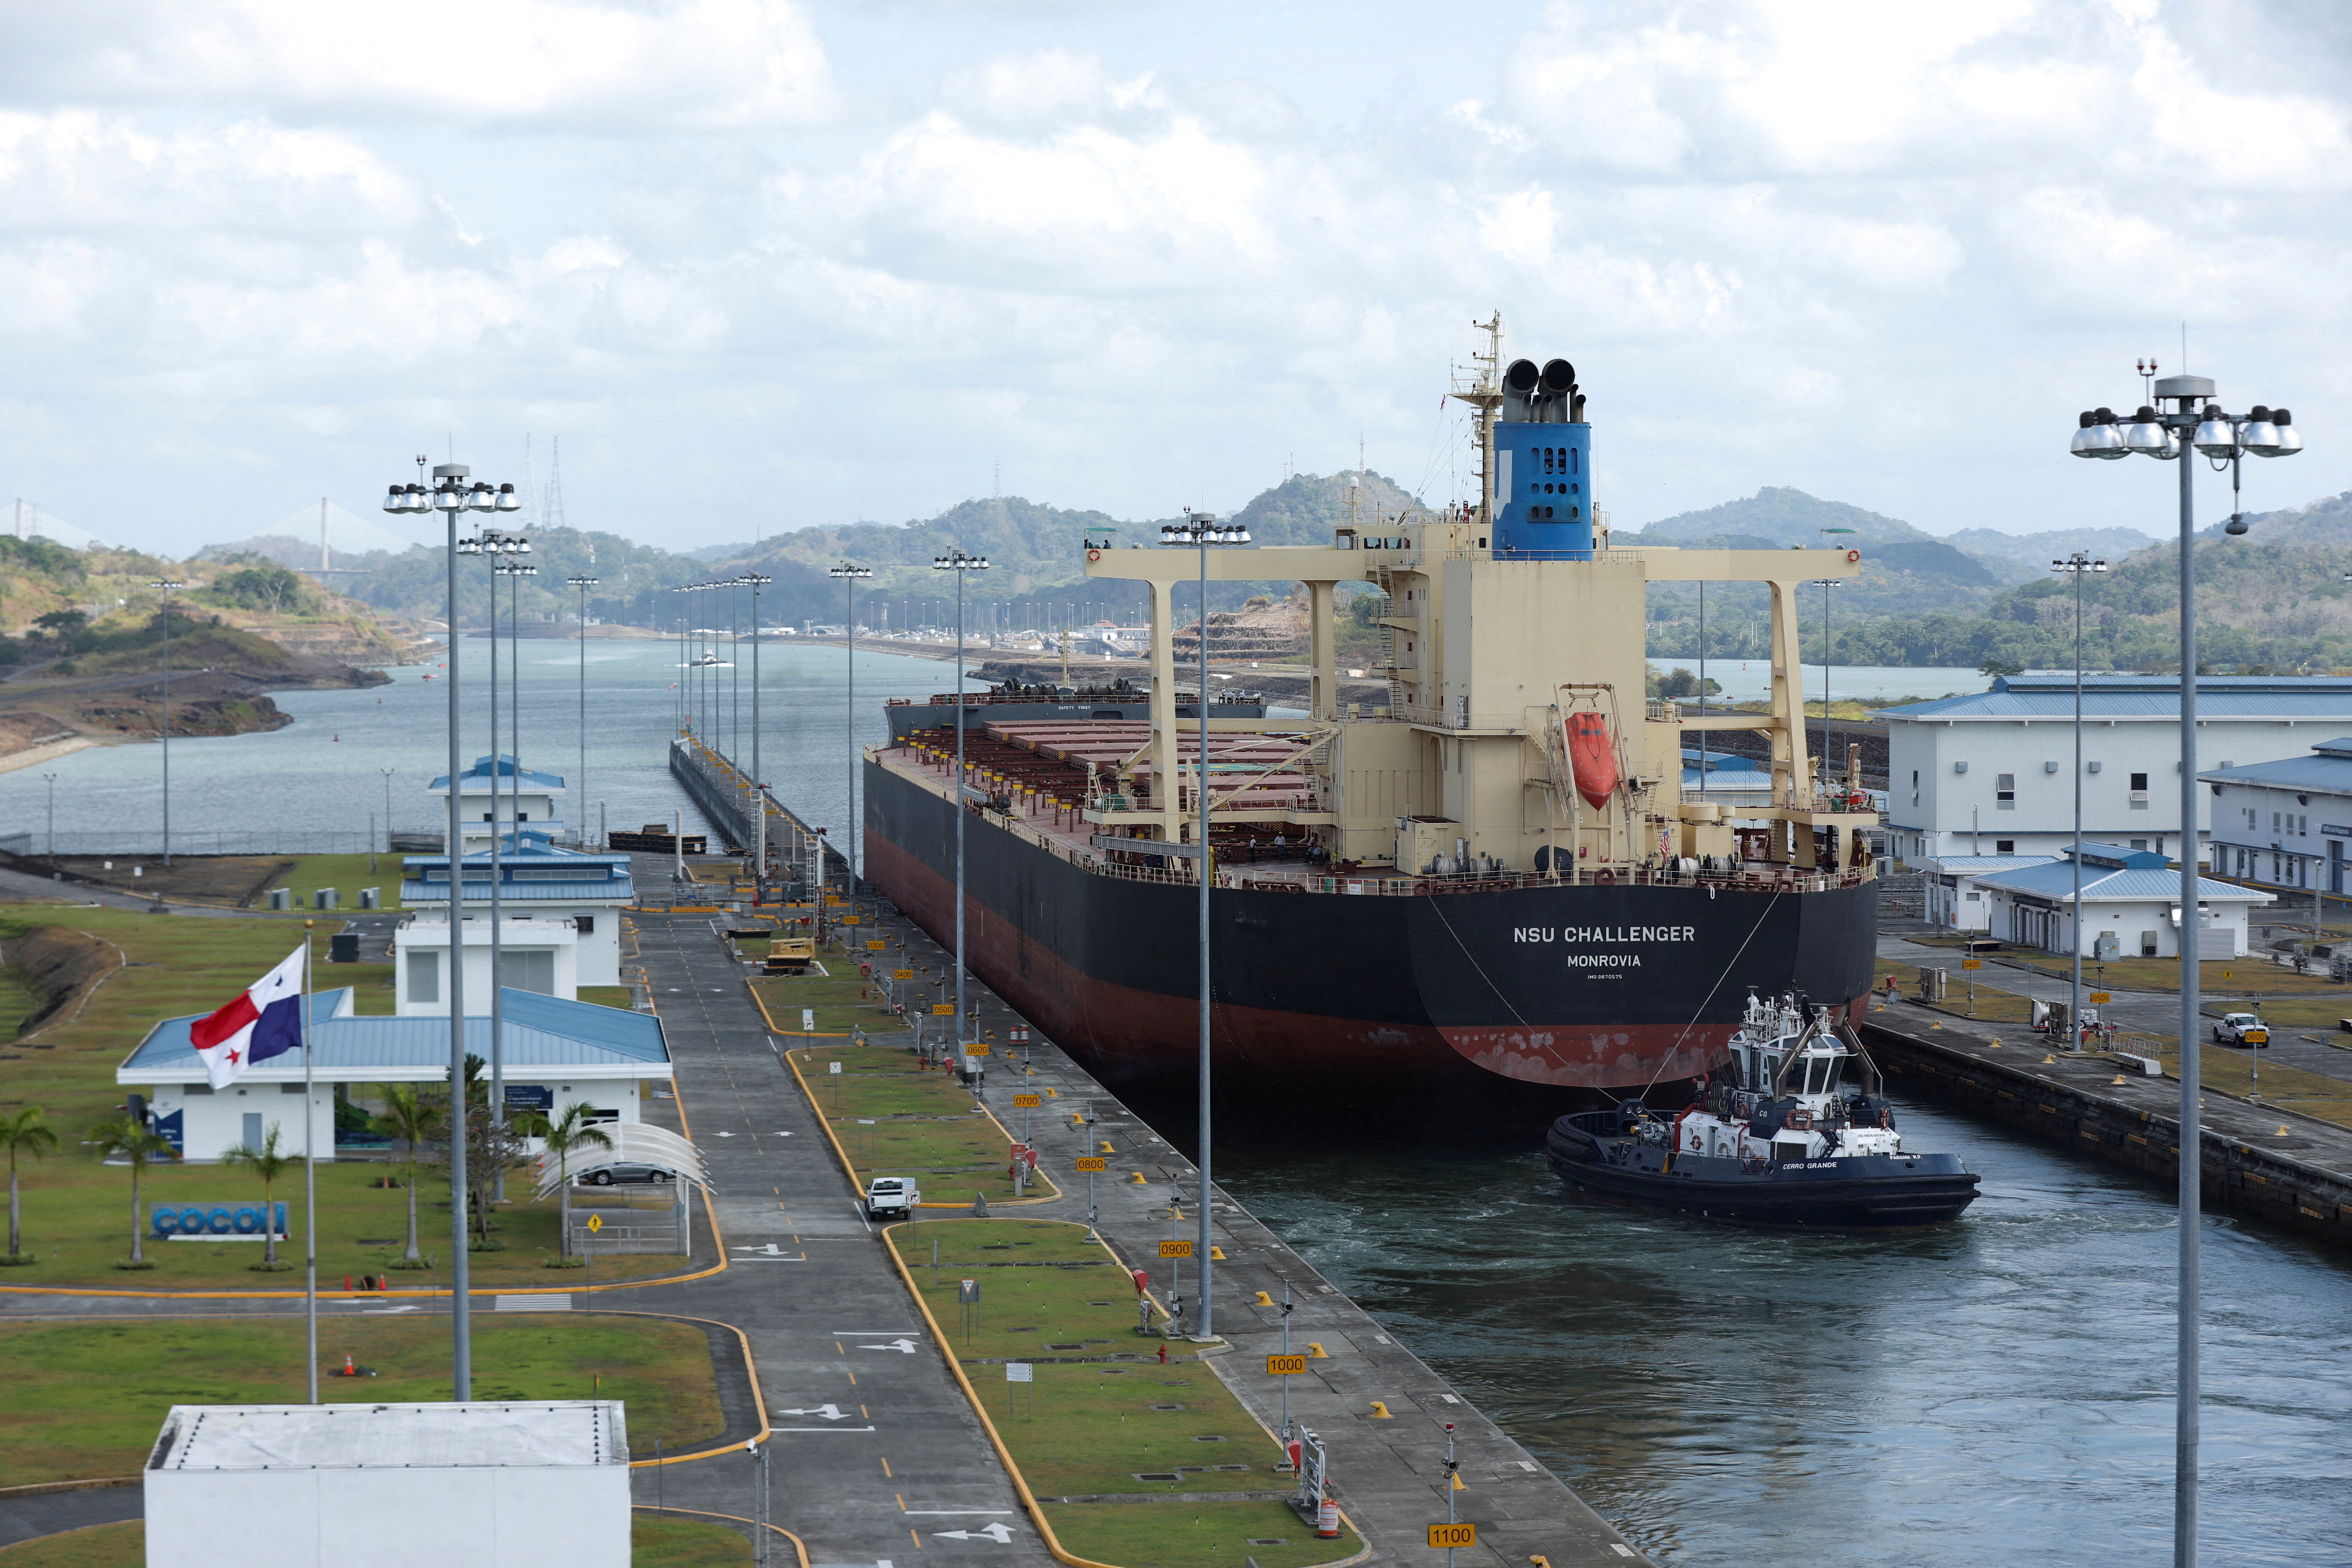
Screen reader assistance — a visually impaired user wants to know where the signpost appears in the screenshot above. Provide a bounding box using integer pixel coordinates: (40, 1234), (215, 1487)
(1076, 1155), (1105, 1230)
(1014, 1091), (1040, 1142)
(1267, 1354), (1307, 1375)
(1005, 1360), (1033, 1417)
(957, 1277), (979, 1342)
(1961, 958), (1982, 971)
(894, 968), (914, 979)
(932, 1003), (954, 1016)
(1435, 1424), (1465, 1566)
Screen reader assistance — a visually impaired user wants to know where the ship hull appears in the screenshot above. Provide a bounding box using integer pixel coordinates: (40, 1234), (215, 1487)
(865, 757), (1878, 1133)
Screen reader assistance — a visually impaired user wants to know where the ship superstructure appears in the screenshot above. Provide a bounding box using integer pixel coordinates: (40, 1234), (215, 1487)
(860, 317), (1883, 1124)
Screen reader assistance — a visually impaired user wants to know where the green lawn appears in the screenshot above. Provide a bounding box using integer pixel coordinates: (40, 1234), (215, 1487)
(580, 985), (637, 1010)
(787, 1044), (1052, 1204)
(262, 853), (404, 914)
(888, 1220), (1359, 1568)
(753, 970), (907, 1036)
(1913, 938), (2352, 997)
(0, 1314), (724, 1486)
(0, 1143), (688, 1290)
(0, 1520), (142, 1566)
(0, 1517), (753, 1566)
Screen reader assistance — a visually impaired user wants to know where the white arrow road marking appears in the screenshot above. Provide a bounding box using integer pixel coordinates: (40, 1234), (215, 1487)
(775, 1131), (796, 1135)
(775, 1404), (850, 1420)
(359, 1305), (420, 1314)
(902, 1510), (1014, 1516)
(933, 1524), (1015, 1544)
(859, 1339), (919, 1354)
(714, 1131), (736, 1137)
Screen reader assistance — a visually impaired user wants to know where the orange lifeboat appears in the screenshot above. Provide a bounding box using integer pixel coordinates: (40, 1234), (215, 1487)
(1566, 711), (1617, 809)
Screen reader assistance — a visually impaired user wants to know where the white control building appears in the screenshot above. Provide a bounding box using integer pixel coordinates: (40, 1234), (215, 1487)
(1878, 675), (2352, 866)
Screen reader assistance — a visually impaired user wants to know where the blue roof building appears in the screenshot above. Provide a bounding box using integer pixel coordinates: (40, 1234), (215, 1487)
(1874, 675), (2352, 868)
(116, 988), (672, 1162)
(430, 753), (569, 850)
(1966, 842), (2269, 959)
(2201, 736), (2352, 896)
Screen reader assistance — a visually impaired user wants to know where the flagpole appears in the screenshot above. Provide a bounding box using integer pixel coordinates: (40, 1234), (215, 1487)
(302, 921), (318, 1405)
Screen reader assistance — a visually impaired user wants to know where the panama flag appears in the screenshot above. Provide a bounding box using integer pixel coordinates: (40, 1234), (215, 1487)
(189, 947), (306, 1090)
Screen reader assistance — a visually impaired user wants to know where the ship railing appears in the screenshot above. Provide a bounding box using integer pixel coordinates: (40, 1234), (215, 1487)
(1389, 703), (1528, 732)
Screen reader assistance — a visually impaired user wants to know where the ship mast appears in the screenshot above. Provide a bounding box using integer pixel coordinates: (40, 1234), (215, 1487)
(1451, 312), (1504, 525)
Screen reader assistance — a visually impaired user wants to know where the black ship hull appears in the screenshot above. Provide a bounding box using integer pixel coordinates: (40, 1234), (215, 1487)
(864, 757), (1880, 1134)
(1545, 1113), (1980, 1227)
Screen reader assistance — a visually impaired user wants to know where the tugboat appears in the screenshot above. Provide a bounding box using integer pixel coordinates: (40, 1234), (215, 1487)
(1545, 993), (1980, 1227)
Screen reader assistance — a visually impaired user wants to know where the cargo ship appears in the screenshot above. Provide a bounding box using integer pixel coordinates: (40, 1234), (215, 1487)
(884, 677), (1265, 744)
(861, 317), (1881, 1129)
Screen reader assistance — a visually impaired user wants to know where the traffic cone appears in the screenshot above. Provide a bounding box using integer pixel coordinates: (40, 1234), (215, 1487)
(342, 1354), (355, 1377)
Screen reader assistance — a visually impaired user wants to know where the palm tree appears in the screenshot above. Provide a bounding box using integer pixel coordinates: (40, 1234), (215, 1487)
(0, 1106), (60, 1263)
(515, 1103), (613, 1259)
(221, 1123), (299, 1269)
(371, 1085), (442, 1266)
(87, 1115), (175, 1266)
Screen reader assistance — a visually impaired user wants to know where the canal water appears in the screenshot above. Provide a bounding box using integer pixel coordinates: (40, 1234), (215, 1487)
(4, 647), (2347, 1563)
(0, 635), (967, 858)
(1218, 1104), (2352, 1568)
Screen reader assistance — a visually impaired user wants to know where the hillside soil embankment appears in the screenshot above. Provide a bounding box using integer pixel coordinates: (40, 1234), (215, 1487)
(0, 623), (391, 772)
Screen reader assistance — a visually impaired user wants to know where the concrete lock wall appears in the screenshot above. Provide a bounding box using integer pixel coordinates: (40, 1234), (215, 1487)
(145, 1461), (628, 1568)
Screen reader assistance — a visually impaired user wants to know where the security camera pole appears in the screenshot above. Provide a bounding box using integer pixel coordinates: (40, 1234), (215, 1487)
(2067, 377), (2300, 1568)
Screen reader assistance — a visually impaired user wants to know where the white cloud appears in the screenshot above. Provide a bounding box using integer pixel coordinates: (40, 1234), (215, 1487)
(22, 0), (836, 128)
(0, 0), (2347, 554)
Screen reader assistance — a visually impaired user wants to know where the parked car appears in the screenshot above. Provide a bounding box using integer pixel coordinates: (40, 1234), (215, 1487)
(576, 1161), (677, 1185)
(865, 1177), (919, 1220)
(2212, 1013), (2270, 1048)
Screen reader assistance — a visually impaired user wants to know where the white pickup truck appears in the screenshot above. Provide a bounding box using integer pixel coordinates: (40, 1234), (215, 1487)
(2212, 1013), (2270, 1048)
(864, 1177), (919, 1220)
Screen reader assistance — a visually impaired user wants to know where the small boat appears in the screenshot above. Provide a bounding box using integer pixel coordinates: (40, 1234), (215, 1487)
(682, 654), (732, 669)
(1545, 993), (1980, 1228)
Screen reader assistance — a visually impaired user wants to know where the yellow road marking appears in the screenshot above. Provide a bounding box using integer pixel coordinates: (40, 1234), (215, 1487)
(880, 1455), (891, 1476)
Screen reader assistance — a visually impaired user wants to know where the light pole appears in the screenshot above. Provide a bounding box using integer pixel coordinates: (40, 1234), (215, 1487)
(490, 554), (537, 1182)
(2054, 553), (2109, 1045)
(740, 574), (770, 886)
(1156, 509), (1251, 1339)
(830, 563), (874, 880)
(378, 769), (397, 856)
(2067, 378), (2299, 1568)
(931, 549), (989, 1065)
(40, 773), (56, 860)
(569, 574), (599, 844)
(383, 459), (520, 1401)
(149, 580), (184, 864)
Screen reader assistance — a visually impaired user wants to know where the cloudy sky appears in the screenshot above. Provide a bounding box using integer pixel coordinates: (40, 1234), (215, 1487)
(3, 0), (2347, 558)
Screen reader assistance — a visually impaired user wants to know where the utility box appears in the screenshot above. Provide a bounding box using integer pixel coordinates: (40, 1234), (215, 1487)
(357, 887), (380, 910)
(1396, 816), (1462, 876)
(1917, 967), (1947, 1001)
(144, 1400), (629, 1568)
(312, 888), (338, 910)
(266, 888), (290, 912)
(328, 933), (360, 964)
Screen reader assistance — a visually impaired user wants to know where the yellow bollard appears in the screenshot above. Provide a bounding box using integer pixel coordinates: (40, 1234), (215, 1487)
(1308, 1342), (1329, 1359)
(1253, 1291), (1275, 1307)
(1369, 1402), (1392, 1419)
